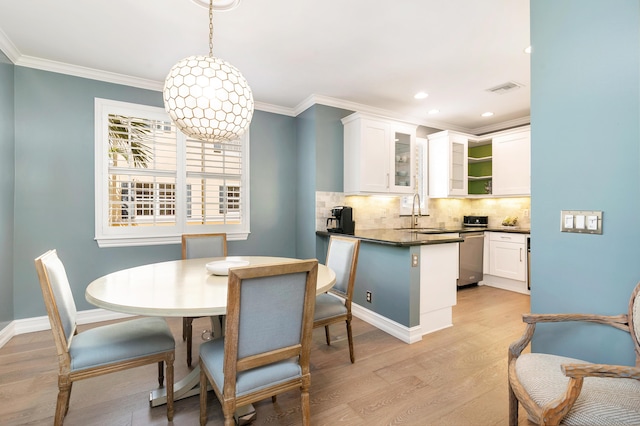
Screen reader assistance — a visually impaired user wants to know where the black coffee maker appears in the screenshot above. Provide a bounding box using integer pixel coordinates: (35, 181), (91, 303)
(326, 206), (355, 235)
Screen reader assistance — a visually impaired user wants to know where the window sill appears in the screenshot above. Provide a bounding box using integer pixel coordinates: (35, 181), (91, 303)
(95, 232), (249, 248)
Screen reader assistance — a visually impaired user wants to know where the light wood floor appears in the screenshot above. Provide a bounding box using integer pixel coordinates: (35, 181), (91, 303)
(0, 285), (535, 425)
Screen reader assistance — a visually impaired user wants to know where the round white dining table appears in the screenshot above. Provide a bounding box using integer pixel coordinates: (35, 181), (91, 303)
(86, 256), (335, 317)
(85, 256), (336, 409)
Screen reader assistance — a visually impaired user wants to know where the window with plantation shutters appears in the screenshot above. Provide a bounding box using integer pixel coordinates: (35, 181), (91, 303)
(185, 138), (244, 226)
(95, 98), (250, 247)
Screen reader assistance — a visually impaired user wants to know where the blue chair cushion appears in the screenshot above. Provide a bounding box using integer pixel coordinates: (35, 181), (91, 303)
(314, 293), (347, 321)
(200, 338), (302, 397)
(69, 317), (175, 372)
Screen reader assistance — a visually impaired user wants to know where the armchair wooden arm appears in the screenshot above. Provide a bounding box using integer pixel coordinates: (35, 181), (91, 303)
(562, 363), (640, 380)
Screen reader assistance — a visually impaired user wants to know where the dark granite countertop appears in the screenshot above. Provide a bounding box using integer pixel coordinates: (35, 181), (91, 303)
(316, 229), (464, 247)
(316, 227), (529, 247)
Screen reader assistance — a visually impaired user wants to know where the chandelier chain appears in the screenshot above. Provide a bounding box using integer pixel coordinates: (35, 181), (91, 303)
(208, 0), (214, 57)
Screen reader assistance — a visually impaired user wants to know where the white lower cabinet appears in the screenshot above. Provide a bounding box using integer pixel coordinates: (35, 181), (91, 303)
(488, 232), (526, 281)
(483, 232), (529, 294)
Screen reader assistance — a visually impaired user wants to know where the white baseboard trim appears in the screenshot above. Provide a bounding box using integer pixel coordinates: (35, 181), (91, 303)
(480, 275), (530, 295)
(352, 303), (423, 344)
(420, 307), (453, 335)
(0, 322), (15, 348)
(0, 309), (135, 348)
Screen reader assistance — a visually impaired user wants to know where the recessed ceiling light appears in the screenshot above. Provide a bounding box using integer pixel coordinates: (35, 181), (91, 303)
(428, 109), (440, 115)
(524, 46), (532, 54)
(482, 112), (494, 117)
(414, 92), (428, 99)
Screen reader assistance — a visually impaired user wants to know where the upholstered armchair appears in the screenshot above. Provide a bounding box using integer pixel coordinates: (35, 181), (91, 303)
(508, 282), (640, 425)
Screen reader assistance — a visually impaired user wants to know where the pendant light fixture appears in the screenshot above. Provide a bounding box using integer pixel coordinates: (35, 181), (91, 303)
(163, 0), (254, 142)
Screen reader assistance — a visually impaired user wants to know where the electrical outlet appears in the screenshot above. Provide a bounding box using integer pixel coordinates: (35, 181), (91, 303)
(366, 291), (372, 303)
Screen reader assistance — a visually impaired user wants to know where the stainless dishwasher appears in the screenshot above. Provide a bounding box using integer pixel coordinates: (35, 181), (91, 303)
(458, 232), (485, 287)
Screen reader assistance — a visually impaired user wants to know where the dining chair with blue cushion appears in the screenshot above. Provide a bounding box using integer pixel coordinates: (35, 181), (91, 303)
(182, 233), (227, 366)
(34, 249), (175, 425)
(198, 259), (318, 426)
(314, 235), (360, 363)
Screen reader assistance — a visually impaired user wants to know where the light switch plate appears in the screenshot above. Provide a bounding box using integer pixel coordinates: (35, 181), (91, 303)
(561, 210), (602, 234)
(564, 214), (574, 229)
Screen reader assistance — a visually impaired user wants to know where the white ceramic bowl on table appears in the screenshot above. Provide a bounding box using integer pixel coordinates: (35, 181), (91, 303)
(205, 259), (251, 275)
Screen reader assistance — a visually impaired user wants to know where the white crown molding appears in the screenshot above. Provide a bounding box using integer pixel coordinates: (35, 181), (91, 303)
(294, 94), (528, 135)
(0, 43), (529, 134)
(295, 94), (462, 130)
(254, 101), (296, 117)
(0, 39), (18, 63)
(471, 115), (531, 135)
(0, 27), (19, 63)
(15, 55), (164, 91)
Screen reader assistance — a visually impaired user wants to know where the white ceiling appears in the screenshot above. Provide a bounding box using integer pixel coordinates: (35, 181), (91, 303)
(0, 0), (530, 134)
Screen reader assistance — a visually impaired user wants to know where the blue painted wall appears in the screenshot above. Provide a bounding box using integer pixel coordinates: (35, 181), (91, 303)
(0, 51), (14, 331)
(530, 1), (640, 365)
(296, 107), (317, 260)
(11, 67), (298, 319)
(353, 242), (413, 326)
(296, 104), (352, 260)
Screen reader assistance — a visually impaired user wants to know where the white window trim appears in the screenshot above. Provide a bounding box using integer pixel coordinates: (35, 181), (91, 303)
(94, 98), (250, 247)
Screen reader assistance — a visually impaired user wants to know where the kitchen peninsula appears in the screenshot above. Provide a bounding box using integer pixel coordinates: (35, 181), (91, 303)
(316, 229), (463, 344)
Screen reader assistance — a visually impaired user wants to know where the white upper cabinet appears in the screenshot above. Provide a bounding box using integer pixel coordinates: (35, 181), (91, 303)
(428, 130), (468, 197)
(492, 128), (531, 196)
(342, 112), (417, 195)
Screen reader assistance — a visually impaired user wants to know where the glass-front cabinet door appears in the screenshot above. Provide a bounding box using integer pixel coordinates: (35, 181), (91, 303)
(390, 126), (415, 194)
(450, 141), (466, 192)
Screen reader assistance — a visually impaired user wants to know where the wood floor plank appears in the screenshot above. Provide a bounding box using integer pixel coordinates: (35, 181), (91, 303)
(0, 285), (537, 425)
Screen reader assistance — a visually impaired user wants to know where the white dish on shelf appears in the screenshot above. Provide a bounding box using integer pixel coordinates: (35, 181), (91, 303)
(205, 260), (250, 275)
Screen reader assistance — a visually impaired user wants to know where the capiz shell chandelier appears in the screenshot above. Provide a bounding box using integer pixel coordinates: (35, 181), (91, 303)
(163, 0), (254, 143)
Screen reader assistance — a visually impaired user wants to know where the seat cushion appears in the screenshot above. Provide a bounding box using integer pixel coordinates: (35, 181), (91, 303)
(69, 317), (175, 372)
(515, 353), (640, 425)
(314, 293), (347, 321)
(200, 338), (302, 398)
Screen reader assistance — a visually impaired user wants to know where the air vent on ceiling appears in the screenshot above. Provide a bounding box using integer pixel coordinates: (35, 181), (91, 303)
(486, 81), (524, 95)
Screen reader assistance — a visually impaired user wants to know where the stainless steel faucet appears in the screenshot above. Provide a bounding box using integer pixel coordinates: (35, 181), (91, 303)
(411, 193), (421, 229)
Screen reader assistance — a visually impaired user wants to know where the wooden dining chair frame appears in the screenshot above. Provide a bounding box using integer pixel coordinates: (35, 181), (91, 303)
(199, 259), (318, 426)
(35, 250), (175, 425)
(313, 235), (360, 363)
(182, 233), (228, 366)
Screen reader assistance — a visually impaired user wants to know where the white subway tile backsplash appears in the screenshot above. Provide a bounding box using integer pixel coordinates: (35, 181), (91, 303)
(316, 192), (530, 232)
